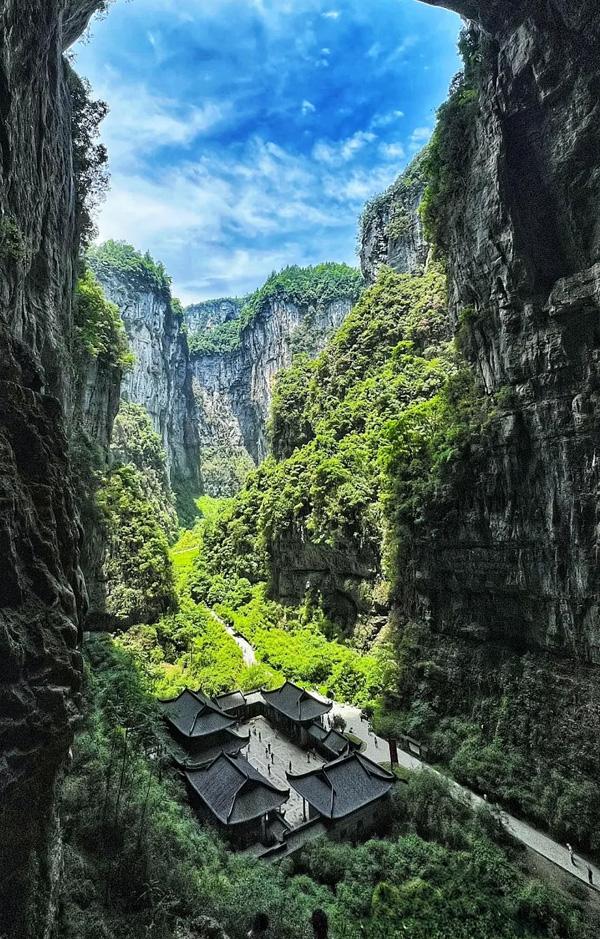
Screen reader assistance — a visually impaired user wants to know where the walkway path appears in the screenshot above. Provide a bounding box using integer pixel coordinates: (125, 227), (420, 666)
(326, 700), (600, 891)
(208, 609), (256, 665)
(210, 618), (600, 888)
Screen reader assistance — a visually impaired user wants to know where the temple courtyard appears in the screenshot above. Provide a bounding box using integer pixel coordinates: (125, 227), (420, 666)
(240, 715), (325, 827)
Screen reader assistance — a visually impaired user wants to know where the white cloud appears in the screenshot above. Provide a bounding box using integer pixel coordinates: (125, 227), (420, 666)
(371, 109), (405, 129)
(322, 9), (341, 19)
(409, 125), (433, 149)
(95, 133), (372, 300)
(301, 99), (316, 115)
(93, 77), (229, 166)
(379, 141), (405, 161)
(313, 130), (377, 166)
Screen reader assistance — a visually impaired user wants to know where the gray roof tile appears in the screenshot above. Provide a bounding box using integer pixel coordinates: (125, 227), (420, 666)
(159, 689), (234, 738)
(186, 752), (289, 826)
(262, 681), (331, 724)
(287, 753), (394, 820)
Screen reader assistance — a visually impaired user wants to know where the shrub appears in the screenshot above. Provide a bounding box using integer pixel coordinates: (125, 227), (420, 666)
(68, 68), (109, 245)
(97, 464), (175, 625)
(74, 266), (133, 369)
(88, 240), (172, 298)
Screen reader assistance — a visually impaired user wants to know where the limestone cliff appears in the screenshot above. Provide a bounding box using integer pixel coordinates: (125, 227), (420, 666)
(0, 1), (108, 935)
(359, 151), (430, 283)
(185, 297), (244, 335)
(380, 0), (600, 845)
(412, 0), (600, 660)
(187, 265), (363, 495)
(89, 245), (201, 516)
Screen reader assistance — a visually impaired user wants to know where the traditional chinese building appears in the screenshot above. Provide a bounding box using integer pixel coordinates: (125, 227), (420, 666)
(262, 681), (331, 742)
(307, 723), (352, 761)
(212, 689), (247, 719)
(287, 752), (395, 840)
(159, 689), (243, 759)
(185, 752), (289, 847)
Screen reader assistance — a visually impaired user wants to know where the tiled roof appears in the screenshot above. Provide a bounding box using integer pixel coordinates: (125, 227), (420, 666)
(262, 681), (331, 724)
(170, 728), (250, 769)
(287, 753), (394, 820)
(159, 689), (234, 738)
(186, 752), (289, 826)
(213, 690), (247, 713)
(307, 723), (349, 756)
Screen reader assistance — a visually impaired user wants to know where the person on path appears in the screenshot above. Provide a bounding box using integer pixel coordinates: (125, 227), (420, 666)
(588, 865), (594, 886)
(566, 843), (575, 865)
(311, 909), (329, 939)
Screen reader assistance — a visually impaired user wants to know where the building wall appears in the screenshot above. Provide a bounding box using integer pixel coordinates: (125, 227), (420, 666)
(327, 796), (391, 842)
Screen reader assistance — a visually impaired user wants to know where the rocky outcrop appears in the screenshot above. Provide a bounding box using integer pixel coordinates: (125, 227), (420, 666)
(0, 1), (105, 934)
(189, 294), (355, 494)
(185, 297), (244, 335)
(408, 1), (600, 663)
(90, 264), (201, 508)
(359, 153), (430, 283)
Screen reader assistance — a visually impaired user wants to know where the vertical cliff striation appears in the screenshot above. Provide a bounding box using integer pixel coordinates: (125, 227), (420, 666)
(186, 264), (364, 495)
(0, 1), (109, 935)
(380, 0), (600, 844)
(359, 151), (430, 284)
(89, 242), (201, 518)
(412, 0), (600, 658)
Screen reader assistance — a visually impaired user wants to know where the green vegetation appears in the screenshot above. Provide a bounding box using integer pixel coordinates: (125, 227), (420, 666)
(60, 637), (596, 939)
(74, 266), (133, 369)
(211, 584), (383, 708)
(0, 216), (29, 264)
(68, 67), (109, 244)
(111, 403), (178, 540)
(187, 263), (364, 356)
(147, 265), (456, 712)
(374, 623), (600, 858)
(200, 443), (256, 497)
(239, 263), (364, 330)
(88, 240), (172, 298)
(115, 600), (278, 698)
(95, 404), (179, 626)
(381, 364), (488, 579)
(97, 464), (175, 625)
(420, 27), (487, 252)
(188, 315), (244, 355)
(199, 264), (452, 630)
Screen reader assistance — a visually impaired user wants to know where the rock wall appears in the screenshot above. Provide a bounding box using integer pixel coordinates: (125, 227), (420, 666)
(91, 266), (201, 505)
(0, 1), (106, 935)
(190, 295), (354, 493)
(411, 0), (600, 663)
(359, 153), (430, 284)
(185, 297), (244, 335)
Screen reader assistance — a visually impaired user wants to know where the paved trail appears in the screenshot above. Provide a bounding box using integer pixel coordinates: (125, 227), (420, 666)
(210, 618), (600, 888)
(327, 700), (600, 891)
(208, 609), (256, 665)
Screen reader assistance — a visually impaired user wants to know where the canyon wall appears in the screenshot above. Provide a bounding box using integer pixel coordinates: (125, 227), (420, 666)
(90, 260), (201, 512)
(359, 152), (430, 283)
(374, 0), (600, 838)
(0, 1), (107, 935)
(413, 0), (600, 661)
(188, 280), (360, 495)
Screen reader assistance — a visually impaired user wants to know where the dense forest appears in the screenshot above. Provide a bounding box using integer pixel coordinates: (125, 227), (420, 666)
(2, 2), (600, 939)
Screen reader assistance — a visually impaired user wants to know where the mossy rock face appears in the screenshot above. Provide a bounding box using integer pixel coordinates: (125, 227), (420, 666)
(359, 150), (430, 283)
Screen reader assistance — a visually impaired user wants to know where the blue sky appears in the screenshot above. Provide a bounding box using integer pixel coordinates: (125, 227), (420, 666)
(74, 0), (461, 303)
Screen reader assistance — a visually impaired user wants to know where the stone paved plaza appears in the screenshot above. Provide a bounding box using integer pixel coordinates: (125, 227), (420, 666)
(239, 715), (325, 827)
